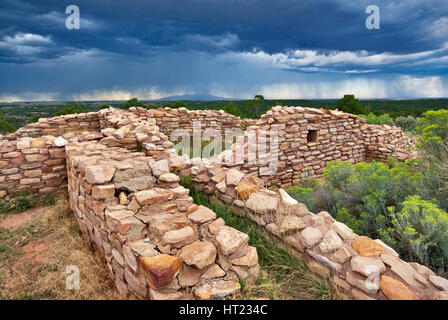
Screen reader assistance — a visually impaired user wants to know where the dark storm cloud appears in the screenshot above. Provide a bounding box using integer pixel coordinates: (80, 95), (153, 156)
(0, 0), (447, 100)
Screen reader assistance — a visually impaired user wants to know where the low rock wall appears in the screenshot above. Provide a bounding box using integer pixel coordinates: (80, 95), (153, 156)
(173, 155), (448, 300)
(65, 141), (259, 300)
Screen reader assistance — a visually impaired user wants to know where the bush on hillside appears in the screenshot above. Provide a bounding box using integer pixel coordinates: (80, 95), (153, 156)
(365, 112), (394, 125)
(336, 94), (364, 115)
(120, 98), (145, 109)
(222, 102), (244, 118)
(55, 103), (85, 116)
(0, 112), (15, 134)
(388, 195), (448, 272)
(394, 115), (420, 133)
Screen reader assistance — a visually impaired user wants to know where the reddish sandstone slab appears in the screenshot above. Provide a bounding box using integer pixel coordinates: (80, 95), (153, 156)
(139, 254), (183, 290)
(380, 275), (420, 300)
(352, 236), (383, 257)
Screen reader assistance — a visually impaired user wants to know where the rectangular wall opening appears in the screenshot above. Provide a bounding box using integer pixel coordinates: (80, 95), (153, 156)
(307, 130), (318, 143)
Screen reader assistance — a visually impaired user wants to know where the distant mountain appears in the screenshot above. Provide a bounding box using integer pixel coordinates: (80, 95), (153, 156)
(157, 93), (236, 101)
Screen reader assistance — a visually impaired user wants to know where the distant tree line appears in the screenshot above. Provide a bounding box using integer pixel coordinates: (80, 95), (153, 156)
(0, 94), (446, 135)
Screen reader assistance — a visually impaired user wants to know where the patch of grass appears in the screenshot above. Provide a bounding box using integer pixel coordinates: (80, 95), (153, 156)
(0, 193), (122, 300)
(0, 191), (59, 215)
(174, 136), (239, 159)
(181, 176), (338, 300)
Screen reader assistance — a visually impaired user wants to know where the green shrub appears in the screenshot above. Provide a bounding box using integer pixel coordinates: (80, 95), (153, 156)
(416, 110), (448, 211)
(418, 109), (448, 146)
(28, 114), (40, 124)
(322, 161), (353, 189)
(335, 208), (361, 234)
(312, 184), (338, 214)
(119, 98), (145, 110)
(394, 115), (420, 133)
(0, 191), (35, 214)
(55, 103), (85, 116)
(365, 112), (394, 125)
(0, 112), (15, 134)
(173, 101), (188, 109)
(387, 196), (448, 272)
(285, 186), (316, 211)
(336, 94), (364, 115)
(0, 191), (58, 214)
(222, 102), (244, 118)
(316, 159), (448, 272)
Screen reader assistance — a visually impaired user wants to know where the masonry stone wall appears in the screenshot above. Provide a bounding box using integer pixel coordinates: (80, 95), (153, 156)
(65, 141), (259, 300)
(129, 107), (246, 137)
(0, 111), (103, 198)
(205, 107), (414, 188)
(0, 108), (174, 198)
(0, 106), (414, 197)
(0, 136), (67, 197)
(174, 155), (448, 300)
(4, 112), (100, 140)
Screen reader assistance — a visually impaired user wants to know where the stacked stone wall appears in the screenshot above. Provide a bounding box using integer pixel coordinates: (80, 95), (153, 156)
(0, 112), (105, 198)
(207, 107), (413, 187)
(4, 112), (100, 140)
(129, 107), (245, 137)
(175, 156), (448, 300)
(65, 141), (259, 300)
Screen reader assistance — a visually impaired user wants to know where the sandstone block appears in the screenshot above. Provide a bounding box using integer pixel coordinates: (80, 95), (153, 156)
(352, 236), (383, 257)
(187, 205), (216, 224)
(279, 216), (305, 234)
(246, 192), (278, 214)
(85, 165), (116, 184)
(332, 221), (357, 240)
(201, 264), (226, 279)
(159, 173), (180, 183)
(226, 169), (244, 186)
(92, 184), (115, 200)
(346, 270), (379, 295)
(139, 254), (183, 290)
(429, 275), (448, 291)
(216, 226), (249, 255)
(230, 246), (258, 267)
(162, 226), (196, 246)
(235, 182), (259, 200)
(134, 189), (172, 205)
(319, 229), (343, 253)
(208, 218), (225, 234)
(178, 264), (201, 287)
(179, 240), (217, 269)
(194, 279), (240, 300)
(351, 256), (386, 277)
(149, 159), (169, 177)
(300, 227), (323, 247)
(379, 275), (420, 300)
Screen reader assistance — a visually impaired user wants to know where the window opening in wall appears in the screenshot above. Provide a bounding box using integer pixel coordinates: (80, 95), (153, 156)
(307, 130), (318, 143)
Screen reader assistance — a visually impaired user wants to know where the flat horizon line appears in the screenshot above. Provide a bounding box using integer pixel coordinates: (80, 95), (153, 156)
(1, 97), (448, 103)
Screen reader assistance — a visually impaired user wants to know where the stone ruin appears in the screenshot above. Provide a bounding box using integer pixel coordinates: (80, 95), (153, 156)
(1, 105), (446, 300)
